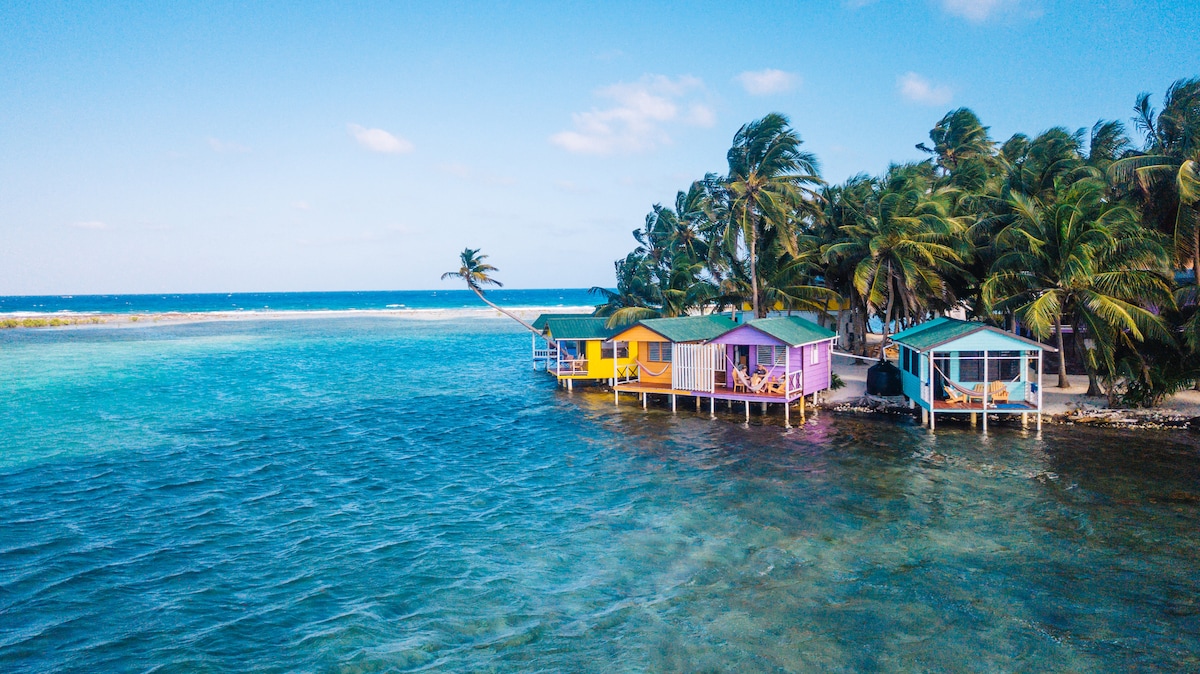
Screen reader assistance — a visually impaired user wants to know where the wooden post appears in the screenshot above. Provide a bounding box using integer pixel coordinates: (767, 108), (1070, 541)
(614, 388), (619, 406)
(928, 350), (936, 430)
(567, 379), (573, 392)
(696, 396), (701, 412)
(800, 394), (806, 423)
(709, 396), (715, 418)
(1037, 350), (1043, 431)
(922, 408), (928, 424)
(785, 402), (790, 427)
(532, 333), (536, 369)
(745, 401), (750, 423)
(642, 392), (647, 409)
(971, 413), (977, 427)
(671, 394), (677, 413)
(982, 351), (989, 433)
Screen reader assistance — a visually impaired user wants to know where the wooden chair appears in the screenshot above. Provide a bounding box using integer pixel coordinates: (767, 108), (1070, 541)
(971, 382), (1009, 404)
(943, 385), (970, 405)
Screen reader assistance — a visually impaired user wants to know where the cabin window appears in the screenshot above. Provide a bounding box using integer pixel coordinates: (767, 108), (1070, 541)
(756, 345), (786, 367)
(810, 344), (820, 365)
(989, 351), (1021, 381)
(646, 342), (672, 362)
(959, 351), (984, 382)
(902, 347), (911, 374)
(600, 340), (627, 360)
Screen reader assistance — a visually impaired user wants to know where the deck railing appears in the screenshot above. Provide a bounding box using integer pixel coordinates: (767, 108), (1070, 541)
(553, 359), (588, 375)
(614, 363), (639, 384)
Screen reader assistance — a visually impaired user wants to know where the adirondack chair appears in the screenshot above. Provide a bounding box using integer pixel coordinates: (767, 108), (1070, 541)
(973, 381), (1009, 404)
(943, 384), (970, 405)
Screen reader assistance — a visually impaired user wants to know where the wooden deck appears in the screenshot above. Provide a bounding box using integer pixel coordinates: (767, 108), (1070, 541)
(614, 381), (804, 403)
(932, 400), (1037, 412)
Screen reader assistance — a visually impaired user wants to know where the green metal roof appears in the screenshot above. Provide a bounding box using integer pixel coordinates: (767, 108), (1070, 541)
(637, 315), (738, 342)
(889, 316), (954, 342)
(532, 312), (591, 331)
(890, 318), (1053, 352)
(544, 317), (617, 341)
(744, 316), (837, 346)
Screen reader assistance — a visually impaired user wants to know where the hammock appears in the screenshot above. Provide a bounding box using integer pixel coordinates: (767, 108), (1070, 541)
(635, 359), (671, 377)
(932, 363), (1020, 401)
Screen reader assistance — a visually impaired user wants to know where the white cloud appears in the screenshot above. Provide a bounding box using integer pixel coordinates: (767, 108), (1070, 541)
(550, 75), (712, 155)
(347, 124), (414, 154)
(897, 72), (953, 106)
(71, 220), (108, 230)
(735, 69), (799, 95)
(207, 137), (250, 153)
(294, 201), (311, 211)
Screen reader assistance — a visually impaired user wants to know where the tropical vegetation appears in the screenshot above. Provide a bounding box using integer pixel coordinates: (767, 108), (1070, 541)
(588, 77), (1200, 406)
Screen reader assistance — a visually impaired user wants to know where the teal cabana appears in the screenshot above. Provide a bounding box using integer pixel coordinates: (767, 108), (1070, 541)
(889, 318), (1057, 431)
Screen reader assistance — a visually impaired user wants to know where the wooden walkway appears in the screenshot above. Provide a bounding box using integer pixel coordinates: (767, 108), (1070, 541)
(614, 381), (804, 403)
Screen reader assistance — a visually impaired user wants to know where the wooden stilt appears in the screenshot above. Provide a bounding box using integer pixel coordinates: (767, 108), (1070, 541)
(800, 395), (806, 423)
(745, 401), (750, 422)
(922, 408), (928, 424)
(1022, 413), (1028, 428)
(709, 396), (715, 418)
(614, 389), (619, 406)
(762, 401), (768, 414)
(696, 396), (701, 411)
(642, 393), (647, 409)
(971, 413), (977, 427)
(671, 394), (677, 413)
(785, 402), (791, 427)
(567, 379), (573, 392)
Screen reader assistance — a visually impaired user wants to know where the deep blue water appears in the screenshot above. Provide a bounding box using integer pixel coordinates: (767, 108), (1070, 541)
(0, 289), (596, 314)
(1, 317), (1199, 672)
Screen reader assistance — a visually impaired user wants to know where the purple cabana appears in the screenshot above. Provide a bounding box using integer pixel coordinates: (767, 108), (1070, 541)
(707, 316), (837, 424)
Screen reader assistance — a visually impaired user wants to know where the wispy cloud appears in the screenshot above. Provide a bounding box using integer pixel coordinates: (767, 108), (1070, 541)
(735, 69), (799, 96)
(897, 72), (953, 106)
(71, 220), (108, 230)
(347, 124), (415, 154)
(293, 201), (311, 211)
(843, 0), (879, 7)
(207, 137), (250, 153)
(940, 0), (1039, 22)
(550, 75), (714, 155)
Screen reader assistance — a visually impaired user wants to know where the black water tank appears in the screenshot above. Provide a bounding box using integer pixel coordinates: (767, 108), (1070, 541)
(866, 359), (903, 396)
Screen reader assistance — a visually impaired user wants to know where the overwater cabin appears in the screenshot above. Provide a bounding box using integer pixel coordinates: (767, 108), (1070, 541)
(611, 315), (837, 426)
(889, 317), (1056, 431)
(530, 313), (579, 369)
(610, 314), (738, 397)
(542, 317), (638, 389)
(708, 317), (837, 423)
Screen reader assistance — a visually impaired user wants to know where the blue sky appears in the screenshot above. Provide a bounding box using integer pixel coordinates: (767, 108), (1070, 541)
(1, 0), (1197, 294)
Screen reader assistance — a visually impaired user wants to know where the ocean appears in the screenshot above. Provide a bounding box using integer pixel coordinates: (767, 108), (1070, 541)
(1, 315), (1198, 671)
(0, 288), (597, 315)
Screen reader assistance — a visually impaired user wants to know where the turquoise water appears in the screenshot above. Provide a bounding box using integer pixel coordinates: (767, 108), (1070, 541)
(2, 317), (1199, 672)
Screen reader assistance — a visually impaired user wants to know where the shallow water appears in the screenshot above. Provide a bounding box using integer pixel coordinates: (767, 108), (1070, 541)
(1, 318), (1198, 672)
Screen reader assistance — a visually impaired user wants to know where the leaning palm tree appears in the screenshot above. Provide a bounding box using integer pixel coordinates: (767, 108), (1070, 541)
(442, 247), (549, 341)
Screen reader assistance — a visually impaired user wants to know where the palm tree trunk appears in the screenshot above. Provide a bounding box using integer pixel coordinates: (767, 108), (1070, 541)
(879, 286), (895, 360)
(473, 289), (555, 346)
(749, 225), (761, 318)
(1055, 320), (1069, 389)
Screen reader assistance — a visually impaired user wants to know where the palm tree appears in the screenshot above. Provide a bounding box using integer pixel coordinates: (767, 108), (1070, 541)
(982, 178), (1173, 390)
(442, 247), (548, 341)
(724, 113), (824, 318)
(825, 164), (970, 356)
(1109, 77), (1200, 274)
(917, 108), (995, 173)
